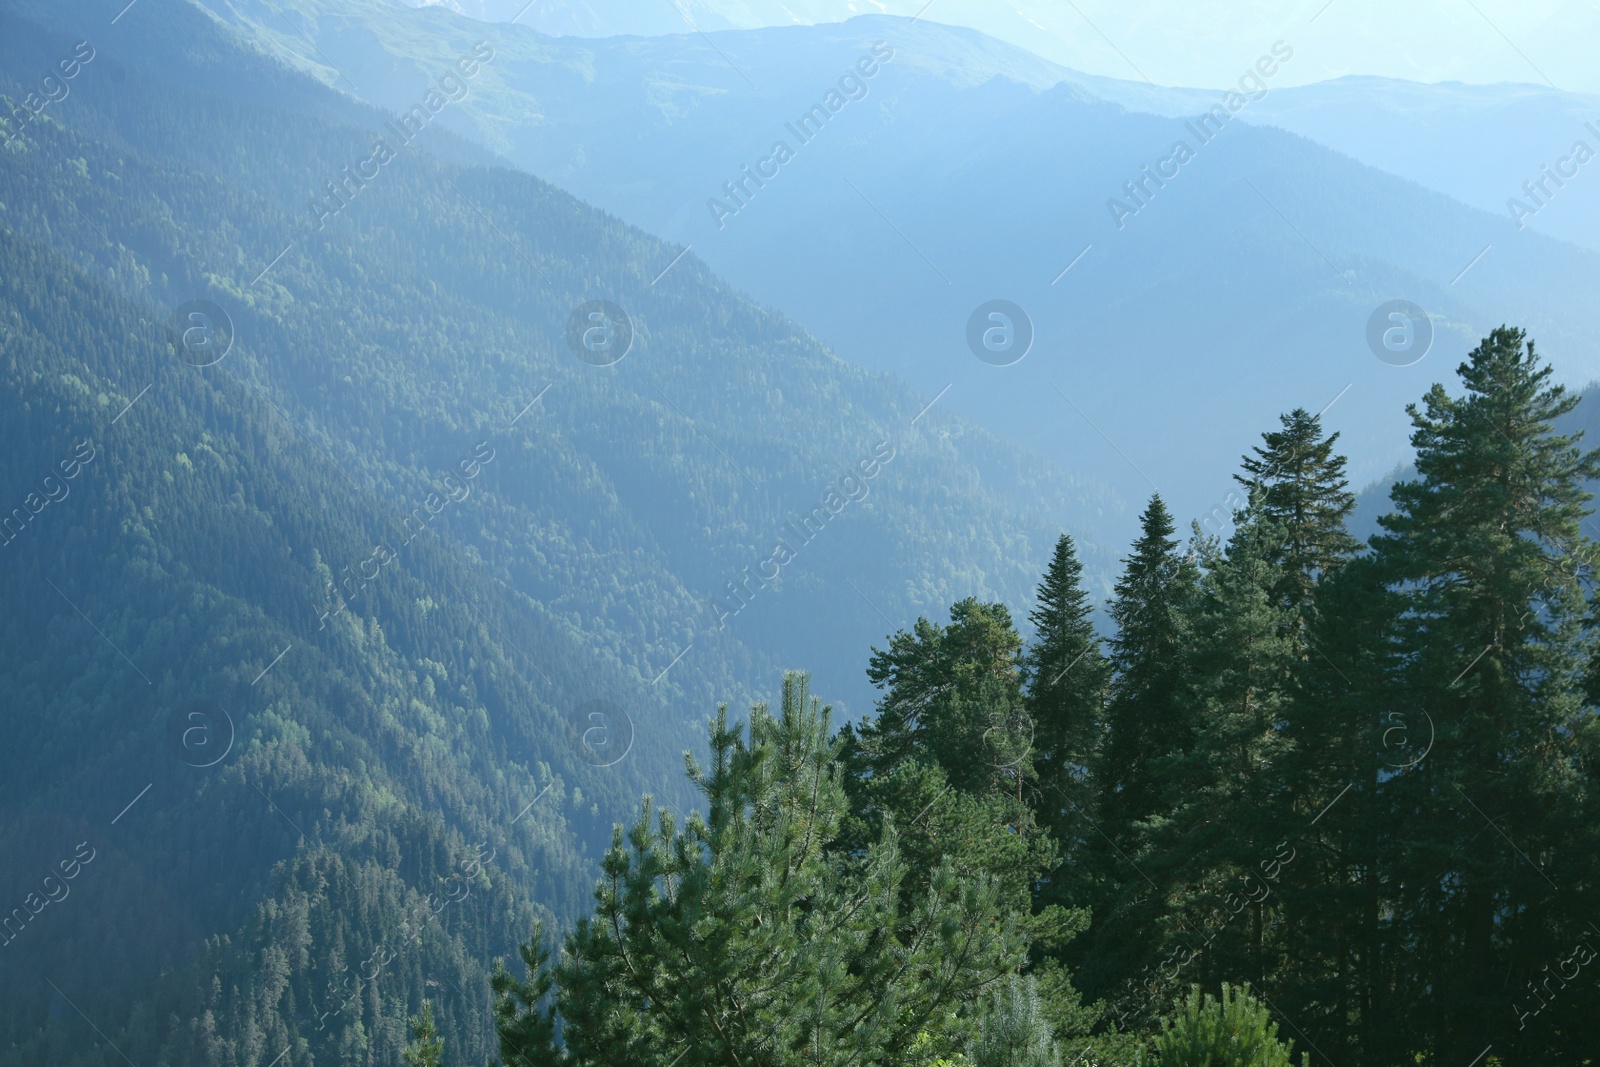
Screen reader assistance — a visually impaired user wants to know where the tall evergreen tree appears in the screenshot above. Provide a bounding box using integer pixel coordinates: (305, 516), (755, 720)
(1272, 554), (1409, 1067)
(1076, 496), (1200, 1007)
(1371, 327), (1600, 1063)
(1098, 498), (1201, 846)
(1234, 408), (1359, 624)
(1147, 511), (1296, 1004)
(1025, 534), (1113, 874)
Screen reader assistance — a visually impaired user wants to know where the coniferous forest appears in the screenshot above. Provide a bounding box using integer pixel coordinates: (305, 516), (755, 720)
(467, 329), (1600, 1067)
(5, 1), (1600, 1066)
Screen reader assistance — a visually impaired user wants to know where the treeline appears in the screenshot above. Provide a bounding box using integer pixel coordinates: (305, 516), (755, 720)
(461, 327), (1600, 1067)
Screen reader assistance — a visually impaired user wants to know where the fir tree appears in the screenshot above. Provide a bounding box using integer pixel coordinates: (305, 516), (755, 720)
(1099, 497), (1202, 841)
(1025, 534), (1113, 877)
(1266, 555), (1401, 1066)
(490, 939), (560, 1066)
(1077, 496), (1200, 1007)
(1148, 511), (1296, 1001)
(1234, 408), (1359, 625)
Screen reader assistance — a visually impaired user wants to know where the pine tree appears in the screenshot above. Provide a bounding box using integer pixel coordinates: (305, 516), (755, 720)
(1136, 985), (1308, 1067)
(1371, 327), (1600, 1062)
(1025, 534), (1112, 880)
(850, 597), (1029, 798)
(403, 1001), (445, 1067)
(969, 975), (1062, 1067)
(508, 673), (1027, 1067)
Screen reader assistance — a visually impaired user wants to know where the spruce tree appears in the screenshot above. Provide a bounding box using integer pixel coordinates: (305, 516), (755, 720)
(1077, 496), (1200, 1007)
(1234, 408), (1359, 624)
(1099, 497), (1201, 844)
(490, 939), (560, 1066)
(1147, 511), (1295, 1003)
(1272, 554), (1410, 1067)
(1371, 327), (1600, 1063)
(1025, 534), (1112, 879)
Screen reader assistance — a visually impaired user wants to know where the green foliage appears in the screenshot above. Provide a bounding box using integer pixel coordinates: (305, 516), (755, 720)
(511, 673), (1025, 1067)
(853, 598), (1030, 797)
(1365, 326), (1600, 1062)
(1136, 985), (1306, 1067)
(404, 1001), (445, 1067)
(1072, 496), (1199, 1006)
(1098, 497), (1201, 839)
(1026, 534), (1112, 868)
(1233, 408), (1359, 623)
(5, 12), (1599, 1060)
(969, 975), (1062, 1067)
(490, 938), (560, 1066)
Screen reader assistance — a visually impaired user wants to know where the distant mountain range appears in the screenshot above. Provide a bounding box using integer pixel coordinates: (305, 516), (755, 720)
(173, 1), (1600, 551)
(393, 0), (1600, 95)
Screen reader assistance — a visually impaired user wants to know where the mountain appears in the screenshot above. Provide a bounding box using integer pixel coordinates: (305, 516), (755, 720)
(0, 2), (1120, 1062)
(159, 2), (1600, 549)
(395, 0), (1600, 95)
(1077, 75), (1600, 255)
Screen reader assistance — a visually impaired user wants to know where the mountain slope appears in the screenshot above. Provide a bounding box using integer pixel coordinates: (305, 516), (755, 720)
(162, 3), (1600, 547)
(0, 2), (1119, 1062)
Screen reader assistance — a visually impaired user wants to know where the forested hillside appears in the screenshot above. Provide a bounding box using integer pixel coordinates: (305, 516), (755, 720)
(0, 2), (1117, 1063)
(164, 0), (1600, 532)
(458, 327), (1600, 1067)
(6, 2), (1599, 1066)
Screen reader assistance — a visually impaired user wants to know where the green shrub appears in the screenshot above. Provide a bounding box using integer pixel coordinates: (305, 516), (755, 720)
(1136, 985), (1307, 1067)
